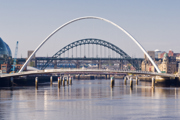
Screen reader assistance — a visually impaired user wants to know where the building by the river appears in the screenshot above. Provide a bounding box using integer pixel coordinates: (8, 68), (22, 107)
(141, 50), (179, 74)
(0, 37), (12, 73)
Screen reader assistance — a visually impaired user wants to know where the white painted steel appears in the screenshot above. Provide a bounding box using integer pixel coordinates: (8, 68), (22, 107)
(2, 69), (175, 78)
(19, 16), (161, 73)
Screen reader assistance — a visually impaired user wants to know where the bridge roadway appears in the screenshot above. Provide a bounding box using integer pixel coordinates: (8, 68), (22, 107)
(0, 69), (176, 78)
(17, 57), (145, 62)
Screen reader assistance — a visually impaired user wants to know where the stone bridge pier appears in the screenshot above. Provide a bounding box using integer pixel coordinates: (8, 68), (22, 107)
(75, 61), (80, 69)
(119, 60), (123, 70)
(53, 60), (57, 69)
(98, 60), (102, 69)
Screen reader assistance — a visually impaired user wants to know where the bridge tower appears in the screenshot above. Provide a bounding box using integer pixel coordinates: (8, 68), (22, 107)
(119, 60), (123, 70)
(76, 61), (80, 69)
(53, 60), (57, 69)
(98, 60), (102, 69)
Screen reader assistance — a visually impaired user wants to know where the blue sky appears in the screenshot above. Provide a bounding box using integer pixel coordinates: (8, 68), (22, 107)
(0, 0), (180, 58)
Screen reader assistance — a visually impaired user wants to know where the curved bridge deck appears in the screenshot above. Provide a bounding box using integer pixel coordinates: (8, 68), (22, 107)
(0, 69), (176, 78)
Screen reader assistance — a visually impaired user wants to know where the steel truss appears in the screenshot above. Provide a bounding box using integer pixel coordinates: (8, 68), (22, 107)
(41, 38), (141, 70)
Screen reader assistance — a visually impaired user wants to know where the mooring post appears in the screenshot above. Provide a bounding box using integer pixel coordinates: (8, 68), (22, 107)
(10, 77), (13, 87)
(110, 77), (115, 87)
(35, 77), (38, 89)
(50, 76), (53, 86)
(58, 77), (60, 88)
(152, 77), (155, 88)
(124, 76), (127, 85)
(136, 76), (138, 85)
(130, 77), (133, 88)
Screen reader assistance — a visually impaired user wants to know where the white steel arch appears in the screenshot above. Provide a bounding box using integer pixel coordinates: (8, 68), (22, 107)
(19, 16), (161, 73)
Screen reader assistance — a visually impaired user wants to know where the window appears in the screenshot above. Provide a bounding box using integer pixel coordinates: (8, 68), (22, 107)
(1, 66), (6, 68)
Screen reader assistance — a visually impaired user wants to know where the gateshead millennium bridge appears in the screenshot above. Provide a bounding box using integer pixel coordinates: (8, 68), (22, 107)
(18, 16), (161, 73)
(1, 16), (177, 79)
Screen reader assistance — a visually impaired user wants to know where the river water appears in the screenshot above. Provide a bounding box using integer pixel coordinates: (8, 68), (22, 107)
(0, 79), (180, 120)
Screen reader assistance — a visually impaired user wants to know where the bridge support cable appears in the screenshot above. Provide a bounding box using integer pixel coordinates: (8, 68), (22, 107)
(110, 48), (111, 58)
(96, 45), (98, 58)
(88, 44), (89, 57)
(100, 45), (102, 58)
(80, 45), (81, 58)
(71, 48), (73, 58)
(104, 46), (105, 57)
(76, 47), (77, 58)
(92, 44), (94, 58)
(68, 49), (69, 58)
(19, 16), (161, 73)
(84, 44), (85, 57)
(111, 49), (113, 58)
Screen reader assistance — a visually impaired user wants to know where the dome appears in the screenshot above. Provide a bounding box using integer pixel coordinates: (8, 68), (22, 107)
(164, 53), (168, 58)
(4, 42), (12, 56)
(0, 37), (12, 58)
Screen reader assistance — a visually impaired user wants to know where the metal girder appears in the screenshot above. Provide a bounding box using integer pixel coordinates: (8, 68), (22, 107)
(41, 38), (134, 70)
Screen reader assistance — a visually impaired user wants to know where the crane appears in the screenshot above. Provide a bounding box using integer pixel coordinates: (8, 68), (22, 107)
(12, 41), (19, 73)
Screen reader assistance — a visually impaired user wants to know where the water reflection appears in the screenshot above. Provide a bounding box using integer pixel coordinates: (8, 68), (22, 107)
(0, 79), (180, 119)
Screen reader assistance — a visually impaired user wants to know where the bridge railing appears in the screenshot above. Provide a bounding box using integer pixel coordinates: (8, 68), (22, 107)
(0, 68), (175, 78)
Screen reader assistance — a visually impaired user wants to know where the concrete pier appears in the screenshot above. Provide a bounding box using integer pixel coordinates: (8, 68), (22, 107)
(58, 77), (60, 88)
(110, 77), (115, 87)
(130, 77), (133, 88)
(60, 76), (62, 85)
(67, 77), (69, 85)
(124, 76), (127, 85)
(50, 76), (53, 86)
(152, 77), (155, 88)
(136, 77), (138, 85)
(35, 77), (38, 89)
(69, 77), (72, 85)
(10, 77), (13, 87)
(62, 77), (65, 86)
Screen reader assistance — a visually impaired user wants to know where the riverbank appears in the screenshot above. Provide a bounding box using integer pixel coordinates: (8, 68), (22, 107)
(139, 76), (180, 87)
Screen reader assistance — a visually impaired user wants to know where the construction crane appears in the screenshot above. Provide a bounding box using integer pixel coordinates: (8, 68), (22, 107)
(12, 41), (19, 73)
